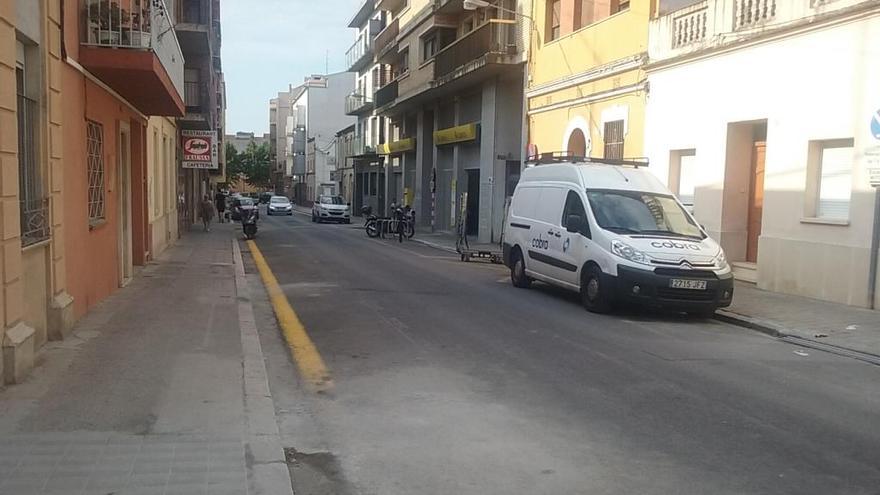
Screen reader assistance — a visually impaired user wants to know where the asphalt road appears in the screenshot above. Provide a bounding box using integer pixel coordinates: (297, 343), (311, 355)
(245, 209), (880, 495)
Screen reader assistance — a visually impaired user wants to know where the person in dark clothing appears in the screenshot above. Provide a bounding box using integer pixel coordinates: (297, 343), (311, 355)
(214, 190), (226, 223)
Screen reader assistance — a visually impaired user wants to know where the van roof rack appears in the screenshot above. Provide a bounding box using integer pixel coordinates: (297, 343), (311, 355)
(526, 152), (649, 168)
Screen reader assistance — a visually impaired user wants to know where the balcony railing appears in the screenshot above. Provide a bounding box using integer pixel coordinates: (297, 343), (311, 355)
(84, 0), (184, 96)
(651, 0), (863, 60)
(374, 79), (399, 108)
(374, 17), (400, 56)
(184, 81), (204, 108)
(345, 93), (374, 115)
(434, 19), (519, 82)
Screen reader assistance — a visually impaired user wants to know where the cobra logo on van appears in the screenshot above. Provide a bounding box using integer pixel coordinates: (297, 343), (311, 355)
(531, 237), (549, 250)
(650, 241), (702, 251)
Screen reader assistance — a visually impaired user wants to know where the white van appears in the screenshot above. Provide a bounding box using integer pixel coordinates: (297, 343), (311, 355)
(503, 159), (733, 315)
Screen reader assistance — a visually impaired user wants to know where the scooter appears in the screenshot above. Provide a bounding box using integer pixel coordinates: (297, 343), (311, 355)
(361, 205), (380, 238)
(240, 206), (258, 239)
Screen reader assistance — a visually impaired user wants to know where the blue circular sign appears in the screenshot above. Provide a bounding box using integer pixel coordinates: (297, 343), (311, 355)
(872, 109), (880, 140)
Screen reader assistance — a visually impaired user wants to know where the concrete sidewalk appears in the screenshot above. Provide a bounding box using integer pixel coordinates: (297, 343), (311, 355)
(0, 224), (292, 495)
(718, 283), (880, 360)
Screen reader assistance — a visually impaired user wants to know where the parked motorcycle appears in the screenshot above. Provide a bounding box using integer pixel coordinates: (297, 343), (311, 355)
(239, 204), (258, 239)
(362, 206), (380, 238)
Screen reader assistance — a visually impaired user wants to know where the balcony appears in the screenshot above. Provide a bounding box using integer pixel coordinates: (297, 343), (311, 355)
(345, 93), (374, 115)
(80, 0), (184, 116)
(374, 79), (399, 109)
(650, 0), (870, 61)
(433, 19), (521, 87)
(176, 0), (212, 55)
(373, 17), (400, 62)
(346, 20), (382, 72)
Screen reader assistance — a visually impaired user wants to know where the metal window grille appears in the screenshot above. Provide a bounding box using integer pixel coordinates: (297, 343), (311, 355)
(17, 66), (50, 246)
(603, 120), (625, 160)
(87, 121), (106, 221)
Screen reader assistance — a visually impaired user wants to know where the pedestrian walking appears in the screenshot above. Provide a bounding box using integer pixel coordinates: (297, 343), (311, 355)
(199, 195), (215, 232)
(214, 189), (227, 223)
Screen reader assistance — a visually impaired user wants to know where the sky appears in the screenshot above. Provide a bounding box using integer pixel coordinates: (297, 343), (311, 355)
(221, 0), (362, 135)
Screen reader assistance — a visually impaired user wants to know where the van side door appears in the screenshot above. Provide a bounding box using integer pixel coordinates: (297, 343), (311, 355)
(526, 186), (572, 285)
(558, 190), (594, 286)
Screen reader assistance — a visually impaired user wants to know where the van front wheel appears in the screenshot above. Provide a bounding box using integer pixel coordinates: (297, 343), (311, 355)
(581, 265), (612, 313)
(510, 250), (531, 289)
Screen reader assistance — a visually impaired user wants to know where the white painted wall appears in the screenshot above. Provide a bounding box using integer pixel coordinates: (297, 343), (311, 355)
(645, 14), (880, 307)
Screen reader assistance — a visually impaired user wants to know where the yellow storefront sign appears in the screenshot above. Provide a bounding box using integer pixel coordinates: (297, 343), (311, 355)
(377, 138), (416, 155)
(433, 123), (478, 146)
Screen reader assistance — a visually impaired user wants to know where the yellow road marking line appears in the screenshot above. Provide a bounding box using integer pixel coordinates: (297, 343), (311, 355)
(247, 240), (333, 392)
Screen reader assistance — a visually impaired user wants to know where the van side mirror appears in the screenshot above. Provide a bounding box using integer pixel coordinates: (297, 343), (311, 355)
(566, 214), (584, 234)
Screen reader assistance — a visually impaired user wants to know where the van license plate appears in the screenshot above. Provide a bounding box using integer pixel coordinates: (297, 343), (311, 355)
(669, 279), (707, 290)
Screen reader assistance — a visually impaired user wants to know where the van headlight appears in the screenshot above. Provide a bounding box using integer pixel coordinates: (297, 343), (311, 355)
(611, 240), (652, 265)
(714, 250), (729, 270)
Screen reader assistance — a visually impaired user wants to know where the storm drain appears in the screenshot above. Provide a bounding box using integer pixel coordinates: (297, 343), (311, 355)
(284, 448), (354, 495)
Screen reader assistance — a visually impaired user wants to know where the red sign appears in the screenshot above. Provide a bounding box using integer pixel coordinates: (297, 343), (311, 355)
(182, 130), (218, 169)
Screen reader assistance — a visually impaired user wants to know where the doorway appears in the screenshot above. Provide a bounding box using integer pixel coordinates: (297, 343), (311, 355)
(747, 141), (766, 262)
(118, 123), (133, 286)
(465, 169), (480, 236)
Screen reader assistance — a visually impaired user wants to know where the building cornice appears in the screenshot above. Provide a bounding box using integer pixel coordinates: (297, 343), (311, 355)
(527, 80), (648, 116)
(526, 53), (647, 99)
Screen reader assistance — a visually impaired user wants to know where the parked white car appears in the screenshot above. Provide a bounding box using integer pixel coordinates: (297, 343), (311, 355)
(503, 158), (733, 316)
(267, 196), (293, 216)
(312, 195), (351, 224)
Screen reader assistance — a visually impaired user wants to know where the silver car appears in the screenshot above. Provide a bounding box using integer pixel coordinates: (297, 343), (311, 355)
(267, 196), (293, 216)
(312, 195), (351, 223)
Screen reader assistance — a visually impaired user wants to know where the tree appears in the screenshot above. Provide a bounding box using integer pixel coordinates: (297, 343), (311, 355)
(225, 141), (272, 189)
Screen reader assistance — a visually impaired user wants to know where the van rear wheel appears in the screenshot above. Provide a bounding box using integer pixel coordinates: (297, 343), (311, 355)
(510, 250), (531, 288)
(581, 265), (612, 313)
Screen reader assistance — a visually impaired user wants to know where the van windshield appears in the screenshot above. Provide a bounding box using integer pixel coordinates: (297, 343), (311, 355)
(586, 189), (705, 240)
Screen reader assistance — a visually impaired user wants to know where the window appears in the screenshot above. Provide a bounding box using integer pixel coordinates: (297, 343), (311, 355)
(669, 149), (697, 207)
(87, 121), (106, 222)
(422, 34), (437, 61)
(398, 49), (410, 75)
(17, 40), (48, 246)
(574, 0), (628, 30)
(547, 0), (561, 40)
(587, 190), (704, 239)
(603, 120), (624, 160)
(807, 139), (853, 220)
(562, 191), (590, 237)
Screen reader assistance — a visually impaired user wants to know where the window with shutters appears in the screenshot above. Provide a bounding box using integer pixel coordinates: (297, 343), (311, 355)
(806, 138), (853, 221)
(603, 120), (625, 160)
(87, 121), (106, 223)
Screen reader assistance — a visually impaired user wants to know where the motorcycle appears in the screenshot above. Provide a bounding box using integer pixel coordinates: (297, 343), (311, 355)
(362, 205), (380, 238)
(239, 205), (258, 239)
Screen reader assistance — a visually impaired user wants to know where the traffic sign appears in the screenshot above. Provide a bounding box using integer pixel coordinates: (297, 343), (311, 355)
(872, 109), (880, 140)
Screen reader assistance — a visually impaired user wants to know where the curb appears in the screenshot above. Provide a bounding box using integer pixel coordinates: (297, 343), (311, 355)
(410, 237), (459, 254)
(232, 240), (296, 495)
(715, 309), (880, 366)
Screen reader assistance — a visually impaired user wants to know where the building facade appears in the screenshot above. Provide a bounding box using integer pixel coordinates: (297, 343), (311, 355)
(227, 131), (269, 153)
(645, 0), (880, 308)
(1, 0), (74, 384)
(147, 116), (180, 259)
(288, 74), (356, 205)
(349, 0), (530, 242)
(527, 0), (649, 165)
(335, 124), (358, 204)
(176, 0), (226, 228)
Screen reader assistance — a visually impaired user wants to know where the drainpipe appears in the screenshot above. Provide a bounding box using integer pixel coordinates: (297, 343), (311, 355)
(869, 188), (880, 309)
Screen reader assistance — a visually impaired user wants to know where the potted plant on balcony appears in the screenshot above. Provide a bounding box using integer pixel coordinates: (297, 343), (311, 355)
(86, 0), (127, 45)
(125, 0), (152, 47)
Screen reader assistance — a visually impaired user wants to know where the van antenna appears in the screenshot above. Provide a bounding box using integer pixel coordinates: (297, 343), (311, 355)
(612, 166), (629, 182)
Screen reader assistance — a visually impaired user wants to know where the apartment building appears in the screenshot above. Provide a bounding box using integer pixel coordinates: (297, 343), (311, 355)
(345, 2), (392, 214)
(288, 74), (356, 204)
(147, 116), (180, 259)
(526, 0), (649, 165)
(1, 0), (74, 384)
(350, 0), (529, 242)
(336, 124), (358, 204)
(645, 0), (880, 308)
(176, 0), (226, 227)
(227, 131), (270, 153)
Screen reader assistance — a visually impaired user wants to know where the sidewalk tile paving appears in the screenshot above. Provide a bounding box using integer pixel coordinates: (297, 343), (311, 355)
(0, 224), (260, 495)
